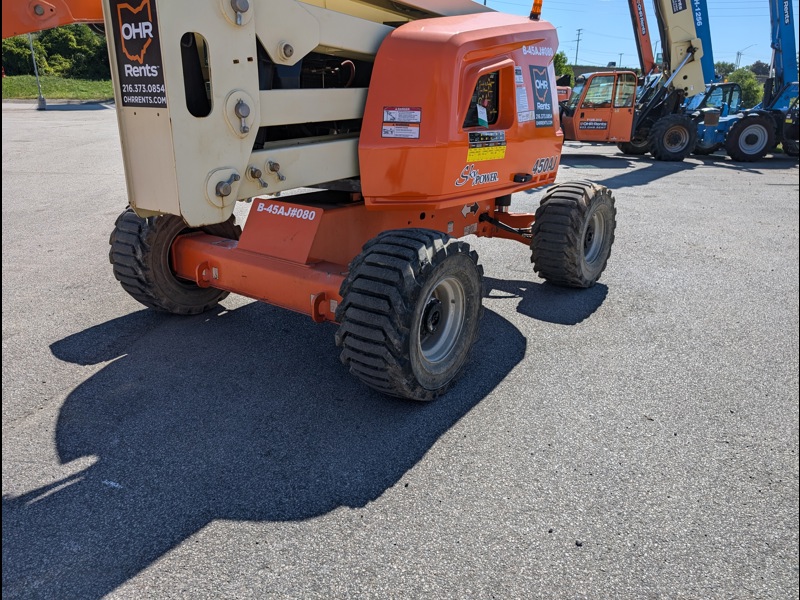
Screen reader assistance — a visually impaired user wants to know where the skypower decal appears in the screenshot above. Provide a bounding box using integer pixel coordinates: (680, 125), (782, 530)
(110, 0), (167, 108)
(528, 66), (554, 128)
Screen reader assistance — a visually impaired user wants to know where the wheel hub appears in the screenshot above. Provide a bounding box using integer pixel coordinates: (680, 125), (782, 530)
(418, 277), (466, 364)
(584, 224), (595, 249)
(739, 124), (768, 152)
(583, 212), (605, 263)
(423, 298), (443, 334)
(665, 126), (689, 152)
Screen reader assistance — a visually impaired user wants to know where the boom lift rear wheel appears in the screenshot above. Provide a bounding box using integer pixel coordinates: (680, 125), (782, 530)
(530, 181), (616, 288)
(335, 229), (483, 401)
(109, 207), (241, 315)
(724, 115), (775, 162)
(648, 114), (698, 161)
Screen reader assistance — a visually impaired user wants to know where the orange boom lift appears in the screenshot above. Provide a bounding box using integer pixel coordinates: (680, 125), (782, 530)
(3, 0), (617, 401)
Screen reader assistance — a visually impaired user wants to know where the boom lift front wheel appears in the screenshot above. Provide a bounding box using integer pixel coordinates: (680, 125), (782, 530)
(530, 181), (616, 288)
(335, 229), (484, 401)
(109, 207), (241, 315)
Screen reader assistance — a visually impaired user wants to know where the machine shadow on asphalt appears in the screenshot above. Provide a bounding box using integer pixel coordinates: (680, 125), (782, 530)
(484, 277), (609, 325)
(558, 153), (698, 191)
(556, 148), (797, 192)
(3, 302), (526, 599)
(21, 101), (114, 112)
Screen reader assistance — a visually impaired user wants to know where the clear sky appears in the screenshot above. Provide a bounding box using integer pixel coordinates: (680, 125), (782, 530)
(481, 0), (799, 71)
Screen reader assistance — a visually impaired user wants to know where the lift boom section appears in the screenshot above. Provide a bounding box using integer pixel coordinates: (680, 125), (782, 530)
(627, 0), (657, 75)
(765, 0), (799, 106)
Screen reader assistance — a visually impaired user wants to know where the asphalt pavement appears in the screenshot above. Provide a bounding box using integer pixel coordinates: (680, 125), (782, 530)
(2, 101), (798, 599)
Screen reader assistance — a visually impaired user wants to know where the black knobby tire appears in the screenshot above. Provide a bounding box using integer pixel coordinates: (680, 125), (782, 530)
(724, 115), (775, 162)
(617, 138), (650, 156)
(648, 114), (698, 161)
(335, 229), (484, 401)
(782, 139), (799, 157)
(109, 207), (241, 315)
(530, 180), (616, 288)
(692, 141), (722, 155)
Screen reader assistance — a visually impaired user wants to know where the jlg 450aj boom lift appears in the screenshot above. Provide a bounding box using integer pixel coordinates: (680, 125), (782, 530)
(3, 0), (617, 401)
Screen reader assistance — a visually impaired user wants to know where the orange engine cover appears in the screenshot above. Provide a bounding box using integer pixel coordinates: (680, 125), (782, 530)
(359, 12), (563, 210)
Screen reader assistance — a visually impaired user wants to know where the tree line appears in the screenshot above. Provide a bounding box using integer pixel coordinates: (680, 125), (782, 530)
(2, 25), (109, 80)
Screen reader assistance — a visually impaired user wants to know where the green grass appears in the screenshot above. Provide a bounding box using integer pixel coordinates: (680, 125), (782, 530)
(2, 75), (113, 101)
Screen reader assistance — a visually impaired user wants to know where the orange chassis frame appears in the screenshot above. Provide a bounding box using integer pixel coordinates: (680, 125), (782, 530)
(171, 193), (543, 324)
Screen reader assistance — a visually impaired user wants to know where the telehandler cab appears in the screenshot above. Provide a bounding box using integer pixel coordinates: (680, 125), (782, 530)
(3, 0), (618, 401)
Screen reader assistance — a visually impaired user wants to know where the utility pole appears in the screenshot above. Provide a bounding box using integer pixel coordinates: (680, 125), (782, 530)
(618, 53), (623, 68)
(575, 28), (583, 65)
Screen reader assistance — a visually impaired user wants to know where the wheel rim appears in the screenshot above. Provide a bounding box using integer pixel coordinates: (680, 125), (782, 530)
(664, 125), (690, 152)
(418, 277), (466, 363)
(584, 210), (606, 264)
(739, 123), (768, 153)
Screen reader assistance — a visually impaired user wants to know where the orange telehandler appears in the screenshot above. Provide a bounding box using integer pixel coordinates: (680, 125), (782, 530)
(3, 0), (617, 401)
(560, 0), (708, 161)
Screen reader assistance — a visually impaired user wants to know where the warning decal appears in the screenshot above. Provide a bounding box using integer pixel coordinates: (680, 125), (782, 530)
(467, 131), (506, 161)
(382, 106), (422, 138)
(382, 123), (420, 139)
(383, 107), (421, 123)
(514, 65), (531, 125)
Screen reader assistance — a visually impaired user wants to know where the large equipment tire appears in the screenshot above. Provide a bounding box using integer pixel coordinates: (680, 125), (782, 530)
(335, 229), (483, 401)
(648, 114), (697, 161)
(531, 181), (616, 288)
(692, 140), (722, 155)
(616, 138), (650, 155)
(783, 140), (799, 157)
(109, 207), (241, 315)
(724, 115), (775, 162)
